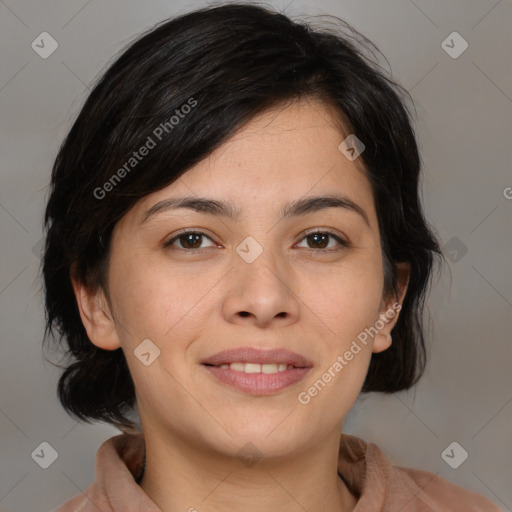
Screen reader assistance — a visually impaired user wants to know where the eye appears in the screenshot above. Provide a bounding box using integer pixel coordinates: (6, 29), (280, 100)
(163, 229), (349, 252)
(295, 230), (349, 252)
(164, 230), (217, 250)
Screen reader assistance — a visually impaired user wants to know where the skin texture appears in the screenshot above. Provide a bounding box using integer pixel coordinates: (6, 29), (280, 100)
(72, 99), (409, 512)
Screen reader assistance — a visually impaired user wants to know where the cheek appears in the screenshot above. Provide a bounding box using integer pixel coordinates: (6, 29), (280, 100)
(300, 253), (384, 343)
(108, 251), (221, 367)
(298, 349), (372, 425)
(297, 255), (383, 409)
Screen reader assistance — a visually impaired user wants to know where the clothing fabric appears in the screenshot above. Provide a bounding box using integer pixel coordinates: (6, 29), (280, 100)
(53, 432), (502, 511)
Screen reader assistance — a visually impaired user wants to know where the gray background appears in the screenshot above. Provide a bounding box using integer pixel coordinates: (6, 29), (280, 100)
(0, 0), (511, 510)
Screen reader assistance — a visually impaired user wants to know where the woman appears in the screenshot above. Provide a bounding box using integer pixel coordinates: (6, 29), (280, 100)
(43, 3), (502, 511)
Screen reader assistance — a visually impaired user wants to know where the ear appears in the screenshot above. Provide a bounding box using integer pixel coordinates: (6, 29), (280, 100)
(372, 262), (410, 354)
(71, 275), (121, 351)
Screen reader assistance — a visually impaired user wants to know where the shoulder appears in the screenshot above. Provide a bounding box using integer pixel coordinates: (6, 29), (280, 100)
(393, 464), (503, 511)
(52, 492), (89, 512)
(52, 433), (149, 512)
(365, 440), (503, 511)
(339, 436), (503, 511)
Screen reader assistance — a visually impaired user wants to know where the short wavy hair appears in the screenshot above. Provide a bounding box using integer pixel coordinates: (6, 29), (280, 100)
(42, 2), (443, 432)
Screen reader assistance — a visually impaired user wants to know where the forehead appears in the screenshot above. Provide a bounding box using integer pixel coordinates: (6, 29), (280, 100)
(119, 99), (377, 231)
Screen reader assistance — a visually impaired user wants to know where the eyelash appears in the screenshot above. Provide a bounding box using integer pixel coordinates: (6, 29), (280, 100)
(163, 228), (350, 253)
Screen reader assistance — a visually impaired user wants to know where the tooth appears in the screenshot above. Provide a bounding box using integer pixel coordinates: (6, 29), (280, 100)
(245, 363), (261, 373)
(262, 363), (278, 374)
(226, 362), (292, 373)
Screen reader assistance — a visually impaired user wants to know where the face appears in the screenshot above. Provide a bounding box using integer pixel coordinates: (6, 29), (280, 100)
(74, 99), (408, 459)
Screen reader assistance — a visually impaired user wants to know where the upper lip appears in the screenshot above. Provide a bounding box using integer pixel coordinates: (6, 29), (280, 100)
(201, 347), (313, 368)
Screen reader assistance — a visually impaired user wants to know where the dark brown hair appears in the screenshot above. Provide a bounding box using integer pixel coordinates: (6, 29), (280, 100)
(42, 2), (443, 432)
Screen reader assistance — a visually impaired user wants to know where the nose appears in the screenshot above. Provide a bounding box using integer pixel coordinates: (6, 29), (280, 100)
(222, 248), (300, 329)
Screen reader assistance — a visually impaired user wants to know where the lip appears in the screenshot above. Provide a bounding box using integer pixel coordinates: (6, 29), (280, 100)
(201, 347), (312, 396)
(201, 347), (313, 368)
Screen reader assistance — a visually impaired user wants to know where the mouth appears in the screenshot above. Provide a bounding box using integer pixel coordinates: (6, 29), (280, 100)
(205, 362), (299, 374)
(201, 347), (312, 367)
(201, 347), (312, 395)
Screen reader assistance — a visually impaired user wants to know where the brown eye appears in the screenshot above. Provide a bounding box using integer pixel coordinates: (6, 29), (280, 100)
(306, 232), (329, 249)
(296, 230), (349, 251)
(164, 231), (216, 250)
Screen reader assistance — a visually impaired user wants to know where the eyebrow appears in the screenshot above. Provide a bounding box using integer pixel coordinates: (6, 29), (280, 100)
(140, 194), (370, 227)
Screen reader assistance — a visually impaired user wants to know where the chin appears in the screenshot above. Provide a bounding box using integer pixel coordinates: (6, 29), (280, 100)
(208, 415), (312, 458)
(209, 433), (308, 464)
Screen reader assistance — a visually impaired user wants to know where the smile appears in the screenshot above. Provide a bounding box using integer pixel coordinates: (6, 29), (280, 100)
(203, 364), (310, 395)
(217, 362), (295, 373)
(201, 347), (312, 395)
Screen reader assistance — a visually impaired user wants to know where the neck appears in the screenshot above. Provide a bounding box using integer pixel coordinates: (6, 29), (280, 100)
(139, 427), (358, 512)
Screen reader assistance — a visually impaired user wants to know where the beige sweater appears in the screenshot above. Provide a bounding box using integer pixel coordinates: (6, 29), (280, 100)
(53, 432), (503, 511)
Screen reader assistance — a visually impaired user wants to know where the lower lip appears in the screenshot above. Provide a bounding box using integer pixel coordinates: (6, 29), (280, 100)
(203, 365), (311, 395)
